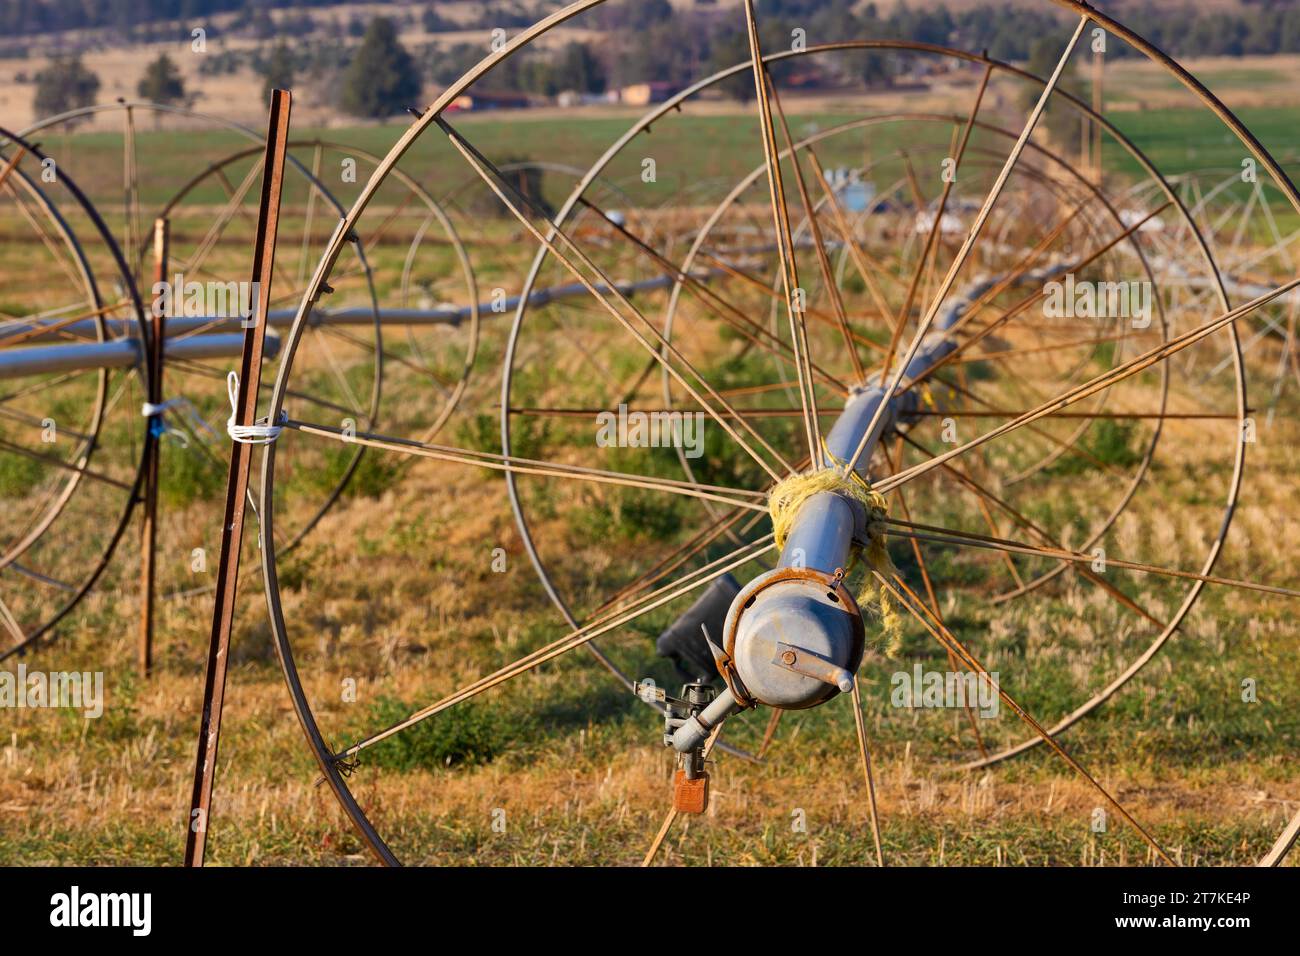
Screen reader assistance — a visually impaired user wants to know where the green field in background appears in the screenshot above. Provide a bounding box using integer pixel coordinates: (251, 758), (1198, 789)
(23, 102), (1300, 209)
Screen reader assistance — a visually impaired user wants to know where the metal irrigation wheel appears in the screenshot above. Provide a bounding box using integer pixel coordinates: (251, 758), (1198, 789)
(256, 1), (1300, 866)
(19, 107), (391, 559)
(0, 127), (150, 661)
(500, 47), (1197, 798)
(136, 136), (478, 587)
(11, 107), (468, 657)
(1119, 167), (1300, 414)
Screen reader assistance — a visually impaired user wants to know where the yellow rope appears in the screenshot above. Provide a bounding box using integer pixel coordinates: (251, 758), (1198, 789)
(768, 461), (904, 656)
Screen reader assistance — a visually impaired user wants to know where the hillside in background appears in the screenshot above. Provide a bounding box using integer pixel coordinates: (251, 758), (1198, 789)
(3, 1), (1300, 129)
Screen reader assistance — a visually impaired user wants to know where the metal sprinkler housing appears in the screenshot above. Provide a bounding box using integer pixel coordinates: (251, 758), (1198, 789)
(722, 565), (866, 709)
(714, 306), (982, 716)
(665, 300), (976, 755)
(711, 384), (893, 716)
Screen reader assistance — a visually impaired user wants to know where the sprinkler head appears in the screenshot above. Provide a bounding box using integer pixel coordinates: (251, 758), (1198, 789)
(721, 567), (865, 710)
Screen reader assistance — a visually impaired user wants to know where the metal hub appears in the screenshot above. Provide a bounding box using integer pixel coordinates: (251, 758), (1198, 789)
(724, 567), (865, 709)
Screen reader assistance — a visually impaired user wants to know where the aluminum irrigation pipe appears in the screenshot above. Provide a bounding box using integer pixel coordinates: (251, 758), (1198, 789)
(2, 269), (726, 345)
(667, 254), (1064, 752)
(670, 316), (963, 752)
(0, 332), (281, 381)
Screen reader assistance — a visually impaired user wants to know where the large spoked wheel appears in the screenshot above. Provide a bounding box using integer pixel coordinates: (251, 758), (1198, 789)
(140, 139), (382, 574)
(503, 107), (1171, 700)
(0, 128), (149, 661)
(13, 105), (390, 641)
(21, 107), (395, 547)
(134, 138), (476, 610)
(1119, 168), (1300, 413)
(14, 108), (460, 658)
(257, 1), (1299, 866)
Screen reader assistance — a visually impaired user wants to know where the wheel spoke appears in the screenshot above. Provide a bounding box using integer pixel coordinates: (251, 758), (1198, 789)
(1261, 811), (1300, 867)
(740, 2), (822, 465)
(849, 683), (885, 866)
(912, 202), (1170, 390)
(928, 194), (1096, 345)
(805, 155), (900, 322)
(3, 176), (88, 294)
(296, 142), (325, 287)
(306, 327), (367, 419)
(879, 273), (1300, 496)
(0, 593), (26, 646)
(437, 117), (794, 480)
(592, 454), (809, 617)
(0, 299), (131, 348)
(885, 65), (993, 375)
(0, 436), (130, 491)
(694, 246), (888, 360)
(181, 158), (263, 278)
(284, 418), (769, 512)
(0, 400), (94, 442)
(575, 198), (853, 395)
(885, 436), (990, 755)
(122, 105), (143, 281)
(884, 516), (1300, 600)
(338, 535), (774, 759)
(942, 329), (1159, 367)
(167, 355), (358, 421)
(320, 325), (455, 398)
(594, 508), (751, 617)
(930, 372), (1129, 483)
(767, 78), (868, 383)
(844, 14), (1090, 476)
(896, 430), (1165, 627)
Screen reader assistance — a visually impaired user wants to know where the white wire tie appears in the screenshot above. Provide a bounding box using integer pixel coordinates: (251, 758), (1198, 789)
(225, 371), (284, 445)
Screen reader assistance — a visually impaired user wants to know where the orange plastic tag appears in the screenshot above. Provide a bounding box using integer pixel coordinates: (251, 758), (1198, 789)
(673, 769), (709, 814)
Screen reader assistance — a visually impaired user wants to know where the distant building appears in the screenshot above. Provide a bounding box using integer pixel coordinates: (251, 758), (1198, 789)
(448, 91), (532, 112)
(827, 169), (877, 214)
(618, 82), (680, 106)
(556, 89), (620, 108)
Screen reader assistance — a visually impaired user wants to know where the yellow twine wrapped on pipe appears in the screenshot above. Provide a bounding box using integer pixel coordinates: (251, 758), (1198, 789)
(768, 465), (905, 657)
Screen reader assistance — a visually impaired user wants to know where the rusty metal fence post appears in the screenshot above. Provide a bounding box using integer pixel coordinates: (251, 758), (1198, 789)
(184, 89), (292, 867)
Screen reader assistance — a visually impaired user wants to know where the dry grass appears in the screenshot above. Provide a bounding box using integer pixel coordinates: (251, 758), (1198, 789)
(2, 104), (1299, 865)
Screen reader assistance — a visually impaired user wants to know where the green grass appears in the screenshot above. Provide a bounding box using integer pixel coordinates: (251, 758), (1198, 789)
(4, 102), (1300, 867)
(28, 111), (965, 210)
(1107, 106), (1300, 219)
(359, 696), (517, 771)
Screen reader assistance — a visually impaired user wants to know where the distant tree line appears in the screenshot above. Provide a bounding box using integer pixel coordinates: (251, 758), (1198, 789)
(27, 2), (1300, 122)
(33, 50), (191, 118)
(3, 0), (323, 37)
(850, 1), (1300, 61)
(10, 0), (1300, 61)
(414, 1), (1300, 101)
(1, 0), (538, 38)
